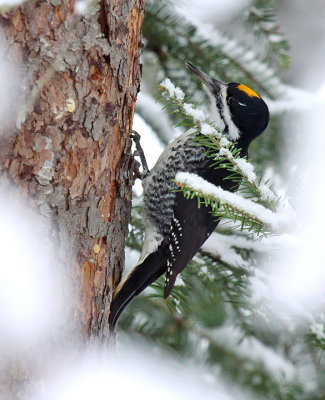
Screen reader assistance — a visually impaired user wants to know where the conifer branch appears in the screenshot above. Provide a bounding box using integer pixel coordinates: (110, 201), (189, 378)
(244, 0), (290, 70)
(144, 0), (285, 98)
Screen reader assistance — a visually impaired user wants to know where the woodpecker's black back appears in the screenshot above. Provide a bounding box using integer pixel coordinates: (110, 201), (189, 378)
(108, 63), (269, 333)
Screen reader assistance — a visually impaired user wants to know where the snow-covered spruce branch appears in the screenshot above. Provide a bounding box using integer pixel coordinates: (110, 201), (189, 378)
(192, 21), (285, 98)
(245, 0), (290, 70)
(176, 172), (287, 235)
(159, 78), (278, 210)
(308, 320), (325, 351)
(145, 0), (285, 98)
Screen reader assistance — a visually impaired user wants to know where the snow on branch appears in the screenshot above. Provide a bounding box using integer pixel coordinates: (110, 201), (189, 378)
(176, 172), (289, 234)
(194, 25), (285, 98)
(160, 78), (185, 102)
(146, 0), (285, 98)
(245, 0), (290, 70)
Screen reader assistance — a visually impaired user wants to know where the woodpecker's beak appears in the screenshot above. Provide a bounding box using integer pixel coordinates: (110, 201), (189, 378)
(186, 62), (224, 94)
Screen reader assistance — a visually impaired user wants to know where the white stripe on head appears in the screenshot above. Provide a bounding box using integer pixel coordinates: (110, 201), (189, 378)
(219, 85), (240, 141)
(203, 83), (240, 142)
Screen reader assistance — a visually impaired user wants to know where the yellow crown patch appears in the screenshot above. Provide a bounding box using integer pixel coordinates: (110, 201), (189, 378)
(237, 84), (260, 99)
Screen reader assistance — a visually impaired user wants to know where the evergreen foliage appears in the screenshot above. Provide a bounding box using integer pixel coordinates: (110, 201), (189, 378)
(244, 0), (290, 70)
(120, 1), (325, 399)
(143, 0), (284, 99)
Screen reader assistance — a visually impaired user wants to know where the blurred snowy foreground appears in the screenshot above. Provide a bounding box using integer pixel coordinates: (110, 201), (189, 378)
(31, 346), (254, 400)
(0, 187), (256, 400)
(0, 187), (255, 400)
(0, 190), (60, 348)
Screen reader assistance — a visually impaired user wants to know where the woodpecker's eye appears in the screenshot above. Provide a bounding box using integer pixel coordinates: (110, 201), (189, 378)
(227, 97), (238, 107)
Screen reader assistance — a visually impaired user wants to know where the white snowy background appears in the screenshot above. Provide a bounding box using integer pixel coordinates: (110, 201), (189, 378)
(1, 0), (325, 398)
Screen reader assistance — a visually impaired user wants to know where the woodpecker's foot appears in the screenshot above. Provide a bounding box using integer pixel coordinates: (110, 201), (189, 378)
(130, 130), (150, 179)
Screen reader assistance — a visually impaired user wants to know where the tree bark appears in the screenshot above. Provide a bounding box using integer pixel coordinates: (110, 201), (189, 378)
(0, 0), (144, 393)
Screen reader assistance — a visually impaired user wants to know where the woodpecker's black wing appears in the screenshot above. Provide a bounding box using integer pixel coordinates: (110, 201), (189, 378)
(163, 163), (239, 298)
(163, 189), (218, 298)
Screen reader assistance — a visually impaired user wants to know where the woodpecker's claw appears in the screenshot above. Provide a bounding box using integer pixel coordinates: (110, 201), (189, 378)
(130, 130), (150, 179)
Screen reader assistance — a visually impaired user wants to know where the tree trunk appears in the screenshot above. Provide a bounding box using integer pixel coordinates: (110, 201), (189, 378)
(0, 0), (144, 395)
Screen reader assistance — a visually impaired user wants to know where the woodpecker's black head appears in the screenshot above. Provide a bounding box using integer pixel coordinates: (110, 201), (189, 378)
(186, 62), (269, 145)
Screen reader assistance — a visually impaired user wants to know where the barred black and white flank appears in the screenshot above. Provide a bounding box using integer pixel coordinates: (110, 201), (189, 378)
(108, 62), (269, 332)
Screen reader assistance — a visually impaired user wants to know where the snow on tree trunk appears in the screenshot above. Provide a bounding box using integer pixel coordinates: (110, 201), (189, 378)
(0, 0), (144, 344)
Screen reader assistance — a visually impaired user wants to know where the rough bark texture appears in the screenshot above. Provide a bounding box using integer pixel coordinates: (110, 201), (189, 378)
(0, 0), (144, 388)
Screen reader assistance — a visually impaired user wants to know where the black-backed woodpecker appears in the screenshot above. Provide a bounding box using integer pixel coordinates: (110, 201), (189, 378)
(109, 62), (269, 332)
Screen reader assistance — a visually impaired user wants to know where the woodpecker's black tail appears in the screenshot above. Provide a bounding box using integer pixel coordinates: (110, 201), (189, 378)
(108, 248), (166, 333)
